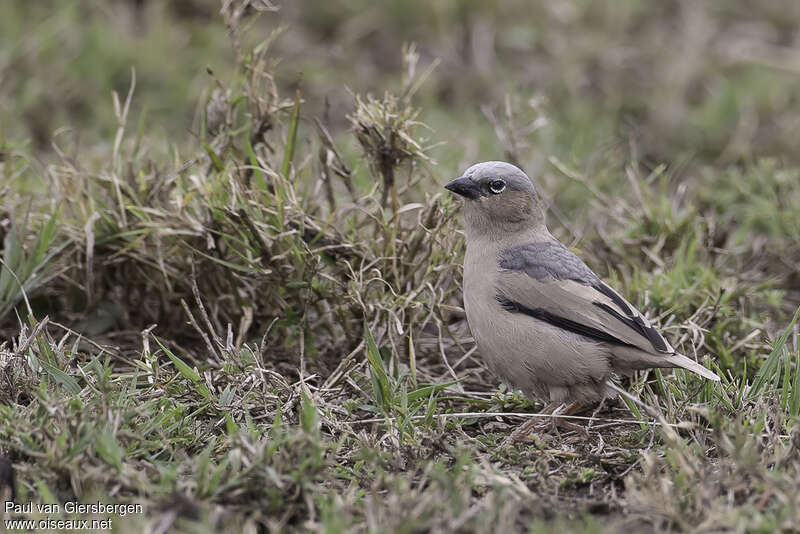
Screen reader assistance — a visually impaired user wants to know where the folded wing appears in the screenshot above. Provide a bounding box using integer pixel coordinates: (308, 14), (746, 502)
(497, 241), (672, 355)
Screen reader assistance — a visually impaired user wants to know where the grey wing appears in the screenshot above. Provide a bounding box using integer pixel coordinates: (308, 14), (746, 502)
(499, 241), (601, 285)
(497, 241), (673, 355)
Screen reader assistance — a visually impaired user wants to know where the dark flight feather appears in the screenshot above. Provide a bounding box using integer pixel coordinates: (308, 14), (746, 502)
(497, 294), (636, 348)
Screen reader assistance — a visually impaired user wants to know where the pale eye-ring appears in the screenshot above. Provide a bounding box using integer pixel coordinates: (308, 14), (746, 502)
(488, 179), (506, 194)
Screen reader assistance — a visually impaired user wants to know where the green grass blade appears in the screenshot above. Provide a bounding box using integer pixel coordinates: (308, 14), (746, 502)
(280, 88), (301, 179)
(748, 306), (800, 400)
(364, 323), (392, 414)
(203, 142), (225, 172)
(39, 359), (81, 395)
(156, 336), (200, 382)
(246, 136), (269, 191)
(154, 335), (211, 400)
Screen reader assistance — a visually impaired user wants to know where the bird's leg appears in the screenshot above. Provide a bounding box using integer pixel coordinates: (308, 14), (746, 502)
(586, 398), (607, 431)
(504, 401), (589, 445)
(503, 402), (560, 445)
(550, 401), (589, 437)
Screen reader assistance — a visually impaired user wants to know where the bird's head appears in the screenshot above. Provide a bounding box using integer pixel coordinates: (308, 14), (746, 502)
(445, 161), (546, 236)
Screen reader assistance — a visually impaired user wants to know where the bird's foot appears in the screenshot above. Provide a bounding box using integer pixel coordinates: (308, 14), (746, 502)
(549, 418), (589, 438)
(502, 401), (587, 445)
(503, 417), (546, 446)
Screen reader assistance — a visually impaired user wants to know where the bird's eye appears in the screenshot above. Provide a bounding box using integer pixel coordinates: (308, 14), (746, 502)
(488, 179), (506, 194)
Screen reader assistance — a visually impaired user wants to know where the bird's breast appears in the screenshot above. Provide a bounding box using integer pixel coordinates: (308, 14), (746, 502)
(462, 241), (502, 345)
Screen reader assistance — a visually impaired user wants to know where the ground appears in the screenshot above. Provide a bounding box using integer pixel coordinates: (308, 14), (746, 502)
(0, 1), (799, 532)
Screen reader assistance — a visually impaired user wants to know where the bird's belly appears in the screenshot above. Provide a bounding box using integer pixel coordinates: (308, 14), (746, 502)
(465, 293), (611, 401)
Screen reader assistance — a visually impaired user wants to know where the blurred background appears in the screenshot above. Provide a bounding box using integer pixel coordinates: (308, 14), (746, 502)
(5, 0), (800, 167)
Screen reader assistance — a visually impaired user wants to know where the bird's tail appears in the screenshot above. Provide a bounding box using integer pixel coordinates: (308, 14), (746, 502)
(611, 345), (721, 382)
(665, 352), (720, 382)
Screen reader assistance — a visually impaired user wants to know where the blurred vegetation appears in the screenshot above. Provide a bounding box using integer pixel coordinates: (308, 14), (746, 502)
(0, 0), (799, 532)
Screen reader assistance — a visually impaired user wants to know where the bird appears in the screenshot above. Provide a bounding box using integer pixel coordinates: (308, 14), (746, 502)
(445, 161), (719, 441)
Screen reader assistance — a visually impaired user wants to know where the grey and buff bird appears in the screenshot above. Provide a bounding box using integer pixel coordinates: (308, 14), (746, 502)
(445, 161), (719, 440)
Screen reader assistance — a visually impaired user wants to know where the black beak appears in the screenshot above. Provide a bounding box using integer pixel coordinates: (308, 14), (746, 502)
(444, 176), (482, 200)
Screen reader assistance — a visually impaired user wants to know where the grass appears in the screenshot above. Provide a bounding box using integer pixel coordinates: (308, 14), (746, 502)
(1, 1), (800, 532)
